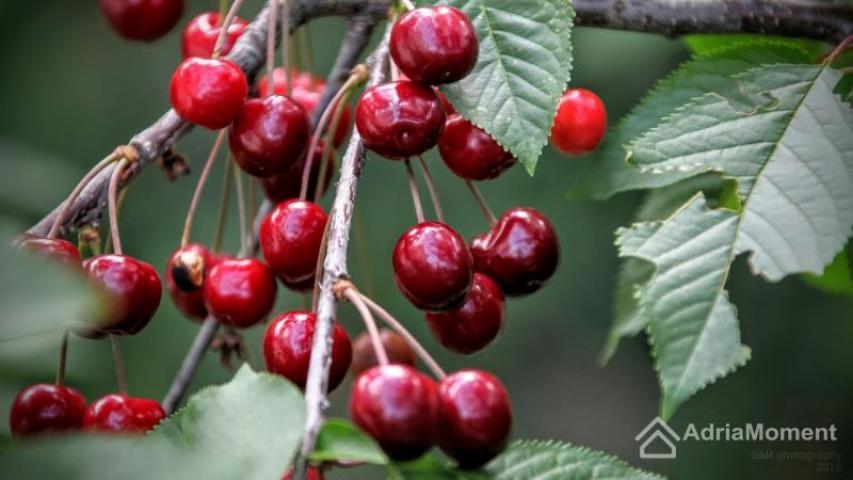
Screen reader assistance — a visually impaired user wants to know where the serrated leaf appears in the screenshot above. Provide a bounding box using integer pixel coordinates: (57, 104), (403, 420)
(684, 34), (823, 59)
(616, 194), (751, 419)
(569, 42), (811, 200)
(311, 418), (388, 465)
(437, 0), (574, 174)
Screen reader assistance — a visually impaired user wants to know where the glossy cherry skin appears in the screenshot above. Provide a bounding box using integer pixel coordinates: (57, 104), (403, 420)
(166, 244), (218, 321)
(350, 329), (417, 376)
(99, 0), (184, 42)
(438, 114), (515, 181)
(550, 88), (607, 155)
(83, 394), (165, 434)
(471, 208), (559, 297)
(263, 311), (352, 391)
(438, 370), (512, 469)
(260, 200), (328, 291)
(17, 236), (81, 268)
(282, 468), (324, 480)
(9, 384), (87, 437)
(181, 12), (248, 59)
(230, 95), (310, 177)
(393, 221), (473, 311)
(426, 273), (503, 354)
(261, 143), (334, 203)
(170, 58), (248, 130)
(355, 81), (445, 160)
(83, 255), (162, 335)
(350, 365), (440, 461)
(203, 257), (277, 328)
(390, 6), (478, 85)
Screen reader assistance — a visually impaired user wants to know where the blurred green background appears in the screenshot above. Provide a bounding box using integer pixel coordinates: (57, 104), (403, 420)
(1, 1), (851, 478)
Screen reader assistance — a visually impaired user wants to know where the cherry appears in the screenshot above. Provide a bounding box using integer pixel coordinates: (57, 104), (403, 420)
(390, 6), (478, 85)
(83, 394), (165, 434)
(181, 12), (248, 59)
(260, 143), (334, 203)
(425, 273), (503, 354)
(17, 235), (81, 268)
(203, 257), (277, 328)
(259, 200), (328, 291)
(166, 244), (218, 321)
(393, 221), (473, 311)
(438, 370), (512, 469)
(282, 468), (324, 480)
(229, 95), (310, 177)
(82, 254), (162, 335)
(350, 329), (417, 376)
(550, 88), (607, 155)
(9, 384), (87, 437)
(99, 0), (184, 42)
(350, 365), (440, 461)
(355, 81), (445, 160)
(263, 311), (352, 391)
(438, 114), (515, 181)
(170, 57), (248, 130)
(471, 208), (559, 297)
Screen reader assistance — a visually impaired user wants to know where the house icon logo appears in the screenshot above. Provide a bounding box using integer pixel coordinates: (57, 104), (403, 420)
(635, 417), (680, 459)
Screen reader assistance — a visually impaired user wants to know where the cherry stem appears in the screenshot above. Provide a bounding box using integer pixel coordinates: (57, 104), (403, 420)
(47, 152), (119, 239)
(311, 206), (335, 312)
(281, 0), (290, 86)
(212, 158), (234, 252)
(465, 180), (497, 226)
(233, 161), (249, 254)
(110, 335), (128, 395)
(343, 287), (389, 366)
(266, 0), (278, 95)
(248, 177), (257, 231)
(416, 155), (444, 223)
(213, 0), (247, 58)
(826, 34), (853, 63)
(398, 0), (416, 12)
(55, 332), (68, 386)
(104, 186), (131, 255)
(181, 130), (227, 248)
(404, 159), (426, 223)
(107, 158), (130, 255)
(358, 293), (447, 380)
(299, 26), (315, 74)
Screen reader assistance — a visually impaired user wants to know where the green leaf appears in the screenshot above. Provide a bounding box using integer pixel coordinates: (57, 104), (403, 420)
(389, 455), (487, 480)
(311, 418), (388, 465)
(438, 0), (575, 174)
(569, 42), (811, 200)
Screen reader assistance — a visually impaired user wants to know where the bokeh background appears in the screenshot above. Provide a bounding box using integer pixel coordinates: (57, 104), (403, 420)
(1, 1), (851, 478)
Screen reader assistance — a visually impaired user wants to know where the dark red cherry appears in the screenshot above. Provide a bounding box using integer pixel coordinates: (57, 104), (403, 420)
(350, 329), (417, 376)
(261, 143), (334, 203)
(181, 12), (248, 59)
(438, 370), (512, 469)
(390, 6), (478, 85)
(99, 0), (184, 41)
(170, 57), (248, 130)
(203, 257), (277, 328)
(393, 221), (473, 311)
(166, 244), (219, 321)
(355, 81), (445, 160)
(425, 273), (503, 354)
(263, 311), (352, 391)
(83, 394), (165, 434)
(229, 95), (310, 177)
(259, 200), (328, 291)
(438, 114), (515, 180)
(9, 384), (87, 437)
(282, 468), (324, 480)
(17, 236), (81, 268)
(436, 89), (456, 115)
(551, 88), (607, 155)
(83, 254), (162, 335)
(350, 365), (440, 461)
(471, 208), (558, 297)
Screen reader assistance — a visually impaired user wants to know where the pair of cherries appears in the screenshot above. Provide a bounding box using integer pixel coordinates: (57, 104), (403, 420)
(10, 384), (164, 437)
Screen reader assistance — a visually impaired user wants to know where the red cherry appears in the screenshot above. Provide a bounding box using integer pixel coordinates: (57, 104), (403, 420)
(425, 273), (503, 354)
(438, 114), (515, 181)
(17, 236), (81, 268)
(166, 244), (219, 321)
(350, 329), (417, 376)
(263, 311), (352, 391)
(181, 12), (248, 59)
(260, 143), (334, 203)
(229, 95), (310, 177)
(282, 467), (324, 480)
(390, 6), (478, 85)
(471, 208), (559, 297)
(355, 81), (445, 160)
(203, 257), (277, 328)
(83, 394), (165, 434)
(83, 254), (162, 335)
(9, 384), (87, 437)
(259, 200), (328, 291)
(393, 221), (473, 311)
(170, 58), (248, 130)
(99, 0), (184, 41)
(350, 365), (440, 461)
(438, 370), (512, 469)
(550, 88), (607, 155)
